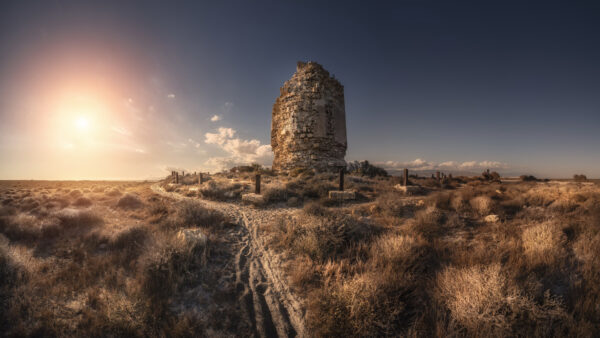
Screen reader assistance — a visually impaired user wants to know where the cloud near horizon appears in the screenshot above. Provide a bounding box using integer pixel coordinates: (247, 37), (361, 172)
(204, 127), (273, 171)
(376, 158), (509, 172)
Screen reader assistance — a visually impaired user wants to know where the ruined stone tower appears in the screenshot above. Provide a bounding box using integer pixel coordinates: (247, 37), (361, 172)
(271, 61), (347, 171)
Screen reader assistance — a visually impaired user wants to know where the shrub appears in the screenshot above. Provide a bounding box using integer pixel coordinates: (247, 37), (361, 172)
(116, 194), (143, 209)
(303, 202), (330, 217)
(469, 195), (494, 216)
(105, 189), (122, 197)
(262, 187), (291, 204)
(347, 160), (388, 177)
(55, 208), (103, 229)
(375, 193), (408, 217)
(73, 197), (93, 208)
(520, 175), (538, 182)
(574, 174), (588, 182)
(199, 180), (243, 201)
(436, 264), (569, 336)
(521, 222), (566, 265)
(176, 201), (226, 228)
(69, 190), (83, 198)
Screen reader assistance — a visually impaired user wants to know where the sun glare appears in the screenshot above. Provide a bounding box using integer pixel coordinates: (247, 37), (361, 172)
(75, 116), (90, 131)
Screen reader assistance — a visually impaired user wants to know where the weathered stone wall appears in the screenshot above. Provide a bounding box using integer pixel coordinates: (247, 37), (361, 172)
(271, 61), (347, 171)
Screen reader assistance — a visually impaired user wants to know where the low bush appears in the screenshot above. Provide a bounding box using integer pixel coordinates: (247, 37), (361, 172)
(176, 201), (226, 229)
(116, 194), (143, 209)
(73, 197), (93, 207)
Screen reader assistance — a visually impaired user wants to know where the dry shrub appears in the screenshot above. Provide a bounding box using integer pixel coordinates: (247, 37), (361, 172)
(110, 227), (149, 266)
(573, 232), (600, 322)
(176, 200), (226, 229)
(369, 234), (417, 268)
(69, 190), (83, 199)
(469, 195), (494, 216)
(436, 264), (569, 336)
(375, 193), (408, 218)
(303, 202), (330, 217)
(269, 212), (373, 263)
(426, 192), (452, 210)
(262, 186), (292, 204)
(408, 206), (446, 238)
(287, 256), (318, 293)
(199, 180), (243, 201)
(55, 208), (103, 229)
(73, 197), (93, 207)
(116, 194), (143, 209)
(140, 236), (208, 320)
(521, 222), (566, 265)
(92, 186), (105, 193)
(105, 188), (122, 197)
(0, 213), (40, 241)
(307, 234), (435, 337)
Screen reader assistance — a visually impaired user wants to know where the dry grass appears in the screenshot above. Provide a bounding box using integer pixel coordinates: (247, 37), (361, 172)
(259, 179), (600, 336)
(2, 177), (600, 336)
(0, 180), (234, 336)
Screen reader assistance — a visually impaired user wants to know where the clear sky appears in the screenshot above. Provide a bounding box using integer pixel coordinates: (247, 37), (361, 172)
(1, 0), (599, 179)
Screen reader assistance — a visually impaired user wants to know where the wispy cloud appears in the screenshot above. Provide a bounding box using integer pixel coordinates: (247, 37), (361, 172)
(167, 93), (175, 99)
(111, 126), (132, 136)
(210, 114), (222, 122)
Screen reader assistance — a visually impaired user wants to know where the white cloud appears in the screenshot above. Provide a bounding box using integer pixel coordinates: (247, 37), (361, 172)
(204, 126), (273, 171)
(376, 158), (508, 172)
(167, 93), (175, 99)
(210, 114), (222, 122)
(205, 127), (236, 145)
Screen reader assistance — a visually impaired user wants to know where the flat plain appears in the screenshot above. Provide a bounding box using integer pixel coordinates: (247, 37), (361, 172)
(1, 172), (599, 336)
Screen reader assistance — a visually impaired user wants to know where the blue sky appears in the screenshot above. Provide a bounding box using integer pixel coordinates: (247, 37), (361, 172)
(1, 0), (599, 179)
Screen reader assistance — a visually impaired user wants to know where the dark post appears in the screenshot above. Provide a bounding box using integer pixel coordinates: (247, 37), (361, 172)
(339, 168), (345, 191)
(486, 169), (490, 175)
(403, 168), (408, 186)
(255, 174), (261, 194)
(182, 171), (185, 177)
(175, 172), (179, 184)
(436, 171), (440, 180)
(449, 173), (453, 179)
(199, 173), (203, 184)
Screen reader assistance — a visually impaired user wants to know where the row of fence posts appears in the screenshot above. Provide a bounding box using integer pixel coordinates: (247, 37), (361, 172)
(171, 166), (461, 195)
(170, 171), (206, 185)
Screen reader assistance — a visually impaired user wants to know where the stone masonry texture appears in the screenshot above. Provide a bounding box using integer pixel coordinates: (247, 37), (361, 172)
(271, 61), (347, 171)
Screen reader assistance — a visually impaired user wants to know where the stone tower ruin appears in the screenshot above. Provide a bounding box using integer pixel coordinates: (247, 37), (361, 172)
(271, 61), (347, 171)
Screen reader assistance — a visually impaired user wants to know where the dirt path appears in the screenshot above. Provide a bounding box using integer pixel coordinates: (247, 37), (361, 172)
(151, 184), (306, 338)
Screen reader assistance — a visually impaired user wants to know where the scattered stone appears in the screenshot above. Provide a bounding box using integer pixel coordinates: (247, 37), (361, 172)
(271, 61), (347, 172)
(484, 214), (500, 223)
(242, 193), (265, 205)
(328, 190), (356, 200)
(394, 184), (422, 194)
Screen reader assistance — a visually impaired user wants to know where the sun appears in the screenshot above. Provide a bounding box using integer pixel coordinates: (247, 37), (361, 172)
(74, 116), (90, 131)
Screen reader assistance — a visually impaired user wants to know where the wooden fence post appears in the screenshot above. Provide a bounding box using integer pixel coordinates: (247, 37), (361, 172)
(436, 171), (440, 181)
(339, 168), (345, 191)
(255, 174), (261, 194)
(199, 173), (203, 184)
(176, 172), (179, 184)
(403, 168), (408, 186)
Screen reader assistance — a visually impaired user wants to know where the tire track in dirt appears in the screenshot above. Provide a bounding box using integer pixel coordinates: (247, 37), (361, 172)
(151, 184), (305, 337)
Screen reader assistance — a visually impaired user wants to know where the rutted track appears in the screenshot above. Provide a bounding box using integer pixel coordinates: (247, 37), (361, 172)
(152, 184), (306, 337)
